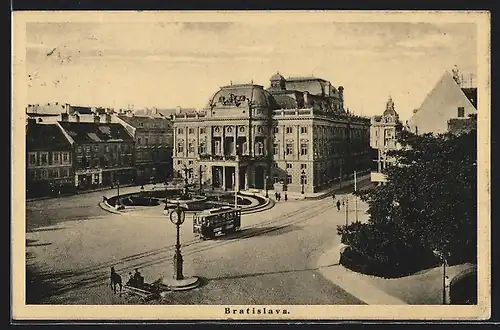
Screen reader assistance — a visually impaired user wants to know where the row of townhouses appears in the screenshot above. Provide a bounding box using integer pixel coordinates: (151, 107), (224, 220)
(25, 107), (175, 198)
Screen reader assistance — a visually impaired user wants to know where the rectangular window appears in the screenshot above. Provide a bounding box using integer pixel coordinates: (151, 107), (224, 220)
(177, 142), (184, 153)
(273, 143), (279, 155)
(85, 145), (91, 154)
(199, 143), (206, 154)
(301, 164), (307, 169)
(286, 143), (293, 155)
(177, 160), (182, 165)
(145, 138), (149, 145)
(458, 107), (465, 118)
(273, 163), (278, 168)
(105, 145), (109, 153)
(40, 152), (48, 165)
(300, 127), (307, 134)
(300, 143), (308, 156)
(52, 168), (59, 178)
(286, 127), (292, 134)
(188, 143), (195, 153)
(93, 145), (99, 153)
(62, 168), (70, 177)
(273, 176), (279, 183)
(200, 128), (206, 134)
(273, 127), (279, 134)
(287, 174), (292, 184)
(40, 169), (48, 179)
(76, 146), (83, 154)
(178, 128), (184, 135)
(287, 163), (292, 169)
(53, 152), (60, 164)
(214, 141), (221, 154)
(188, 128), (194, 134)
(28, 153), (37, 166)
(188, 160), (193, 165)
(30, 170), (38, 180)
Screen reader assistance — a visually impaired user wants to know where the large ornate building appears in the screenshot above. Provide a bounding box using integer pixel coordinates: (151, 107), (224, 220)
(172, 73), (371, 193)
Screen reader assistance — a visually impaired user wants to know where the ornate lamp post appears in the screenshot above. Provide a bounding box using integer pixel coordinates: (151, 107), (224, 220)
(301, 170), (306, 194)
(169, 202), (186, 281)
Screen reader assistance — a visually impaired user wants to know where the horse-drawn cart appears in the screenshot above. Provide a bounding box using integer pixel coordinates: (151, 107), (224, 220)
(123, 282), (160, 303)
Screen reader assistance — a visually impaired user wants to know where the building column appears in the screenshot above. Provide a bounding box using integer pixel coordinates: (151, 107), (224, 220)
(235, 165), (240, 192)
(244, 167), (249, 190)
(223, 166), (228, 190)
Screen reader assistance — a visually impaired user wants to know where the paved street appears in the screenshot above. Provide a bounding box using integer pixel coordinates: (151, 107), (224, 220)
(26, 189), (369, 305)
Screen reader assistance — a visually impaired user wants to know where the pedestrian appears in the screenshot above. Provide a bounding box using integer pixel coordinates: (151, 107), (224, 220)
(284, 193), (288, 201)
(342, 200), (345, 206)
(336, 200), (341, 211)
(277, 192), (281, 201)
(275, 191), (278, 200)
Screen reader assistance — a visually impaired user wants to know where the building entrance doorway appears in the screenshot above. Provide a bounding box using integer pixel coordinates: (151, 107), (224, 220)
(254, 166), (265, 189)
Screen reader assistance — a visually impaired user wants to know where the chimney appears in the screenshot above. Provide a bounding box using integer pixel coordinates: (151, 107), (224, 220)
(94, 115), (100, 123)
(61, 113), (69, 122)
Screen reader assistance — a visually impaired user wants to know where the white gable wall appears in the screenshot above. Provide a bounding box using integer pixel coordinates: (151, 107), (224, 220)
(408, 71), (477, 135)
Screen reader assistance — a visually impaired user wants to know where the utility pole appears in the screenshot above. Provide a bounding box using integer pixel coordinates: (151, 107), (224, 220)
(233, 173), (238, 209)
(345, 195), (349, 226)
(354, 170), (358, 222)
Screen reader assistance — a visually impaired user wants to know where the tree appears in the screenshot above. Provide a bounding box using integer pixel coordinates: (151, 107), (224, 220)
(338, 128), (477, 275)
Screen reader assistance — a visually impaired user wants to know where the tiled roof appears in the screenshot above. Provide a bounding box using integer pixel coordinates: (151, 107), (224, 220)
(118, 115), (172, 129)
(26, 123), (72, 151)
(58, 121), (134, 143)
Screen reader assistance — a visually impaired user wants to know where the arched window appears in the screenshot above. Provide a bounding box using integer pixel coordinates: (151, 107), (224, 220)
(256, 142), (264, 155)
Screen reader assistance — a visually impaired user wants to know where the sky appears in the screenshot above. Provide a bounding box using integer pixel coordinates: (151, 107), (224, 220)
(25, 18), (478, 121)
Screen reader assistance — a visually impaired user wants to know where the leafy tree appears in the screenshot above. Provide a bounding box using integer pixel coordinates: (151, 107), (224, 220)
(338, 128), (477, 275)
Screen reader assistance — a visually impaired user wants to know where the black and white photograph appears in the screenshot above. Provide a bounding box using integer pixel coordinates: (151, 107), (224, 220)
(12, 10), (490, 321)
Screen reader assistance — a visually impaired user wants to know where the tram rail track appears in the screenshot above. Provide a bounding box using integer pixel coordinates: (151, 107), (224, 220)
(32, 199), (335, 296)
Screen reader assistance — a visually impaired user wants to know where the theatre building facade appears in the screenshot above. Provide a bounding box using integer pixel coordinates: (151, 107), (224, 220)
(172, 73), (371, 193)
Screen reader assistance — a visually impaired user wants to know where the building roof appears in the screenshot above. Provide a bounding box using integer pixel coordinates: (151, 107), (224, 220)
(461, 88), (477, 108)
(118, 115), (172, 130)
(207, 84), (279, 109)
(26, 123), (72, 151)
(70, 106), (93, 115)
(58, 121), (134, 143)
(408, 71), (477, 135)
(284, 77), (329, 96)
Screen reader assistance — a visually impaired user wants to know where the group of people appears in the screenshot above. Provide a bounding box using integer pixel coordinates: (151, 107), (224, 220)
(126, 268), (145, 289)
(332, 194), (345, 211)
(274, 191), (288, 202)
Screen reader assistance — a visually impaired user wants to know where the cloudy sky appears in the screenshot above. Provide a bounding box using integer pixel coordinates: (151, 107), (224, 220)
(25, 15), (478, 120)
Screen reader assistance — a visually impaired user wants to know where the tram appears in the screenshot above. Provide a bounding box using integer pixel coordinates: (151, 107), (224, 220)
(193, 206), (241, 239)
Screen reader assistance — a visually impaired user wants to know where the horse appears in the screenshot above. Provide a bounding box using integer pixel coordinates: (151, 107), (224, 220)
(110, 267), (122, 294)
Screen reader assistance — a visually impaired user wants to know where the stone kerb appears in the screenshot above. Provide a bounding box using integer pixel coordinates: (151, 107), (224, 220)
(99, 189), (274, 216)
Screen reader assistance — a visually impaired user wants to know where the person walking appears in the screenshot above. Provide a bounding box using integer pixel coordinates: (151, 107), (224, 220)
(336, 199), (341, 211)
(275, 191), (279, 201)
(284, 193), (288, 201)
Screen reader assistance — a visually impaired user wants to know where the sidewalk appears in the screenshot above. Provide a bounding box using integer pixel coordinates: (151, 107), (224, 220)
(316, 244), (475, 305)
(316, 244), (407, 305)
(26, 183), (138, 202)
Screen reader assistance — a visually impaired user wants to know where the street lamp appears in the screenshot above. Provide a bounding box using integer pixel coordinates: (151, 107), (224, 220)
(115, 179), (120, 208)
(301, 170), (305, 194)
(265, 174), (269, 198)
(169, 202), (186, 281)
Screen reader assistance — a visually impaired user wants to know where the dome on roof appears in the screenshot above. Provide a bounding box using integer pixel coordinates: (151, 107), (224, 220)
(207, 84), (278, 111)
(270, 72), (285, 82)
